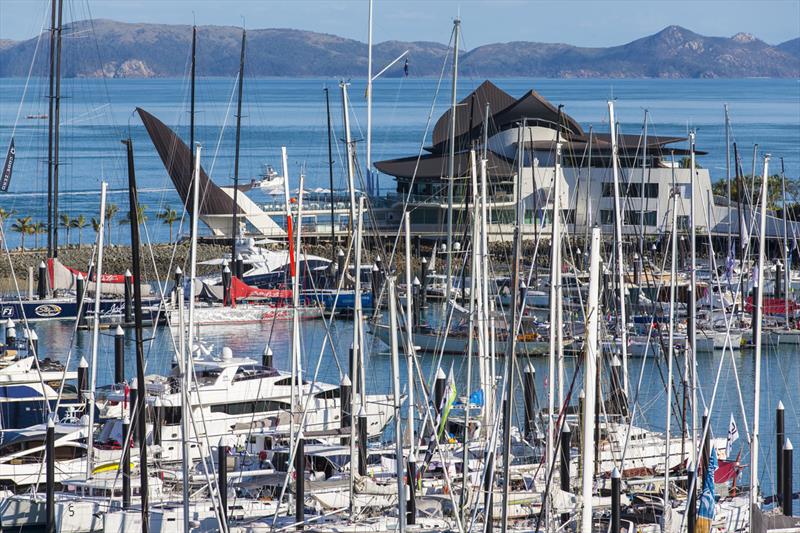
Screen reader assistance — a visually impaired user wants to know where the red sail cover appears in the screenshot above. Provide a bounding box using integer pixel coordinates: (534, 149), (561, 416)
(714, 458), (741, 484)
(744, 296), (799, 316)
(230, 276), (291, 301)
(48, 257), (130, 286)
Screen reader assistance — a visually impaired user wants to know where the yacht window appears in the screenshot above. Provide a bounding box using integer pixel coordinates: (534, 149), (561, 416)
(210, 400), (290, 416)
(314, 388), (340, 400)
(196, 368), (222, 385)
(233, 365), (279, 383)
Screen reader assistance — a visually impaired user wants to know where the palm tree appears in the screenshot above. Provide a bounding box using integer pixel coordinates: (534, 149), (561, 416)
(11, 217), (32, 250)
(158, 207), (179, 242)
(0, 207), (17, 248)
(91, 217), (101, 237)
(72, 215), (87, 247)
(33, 222), (46, 249)
(59, 213), (73, 247)
(120, 204), (148, 226)
(105, 203), (118, 246)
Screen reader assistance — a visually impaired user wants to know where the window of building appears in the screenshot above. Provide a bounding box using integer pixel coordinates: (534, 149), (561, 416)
(624, 210), (658, 226)
(677, 215), (690, 230)
(600, 210), (615, 224)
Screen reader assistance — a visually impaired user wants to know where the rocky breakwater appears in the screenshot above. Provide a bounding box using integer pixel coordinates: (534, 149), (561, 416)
(0, 243), (229, 291)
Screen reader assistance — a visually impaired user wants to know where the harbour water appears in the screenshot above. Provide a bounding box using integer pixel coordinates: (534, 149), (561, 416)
(0, 77), (798, 248)
(0, 76), (799, 503)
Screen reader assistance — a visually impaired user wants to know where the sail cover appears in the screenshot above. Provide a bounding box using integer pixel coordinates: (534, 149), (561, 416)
(136, 108), (242, 217)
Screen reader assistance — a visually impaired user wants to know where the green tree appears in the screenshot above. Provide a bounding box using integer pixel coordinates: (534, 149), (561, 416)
(711, 174), (796, 211)
(91, 217), (101, 236)
(72, 215), (87, 247)
(104, 203), (118, 246)
(59, 213), (73, 246)
(0, 208), (17, 248)
(157, 207), (179, 242)
(11, 216), (33, 250)
(32, 221), (46, 249)
(120, 204), (148, 226)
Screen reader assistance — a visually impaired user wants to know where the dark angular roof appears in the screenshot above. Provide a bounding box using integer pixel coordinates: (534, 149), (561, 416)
(374, 150), (516, 181)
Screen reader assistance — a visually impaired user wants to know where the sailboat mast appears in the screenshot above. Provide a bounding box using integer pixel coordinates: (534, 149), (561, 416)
(365, 0), (374, 196)
(46, 0), (58, 258)
(387, 277), (407, 533)
(640, 110), (648, 258)
(689, 132), (698, 466)
(85, 181), (107, 477)
(404, 213), (416, 454)
(123, 137), (149, 533)
(781, 159), (789, 327)
(663, 155), (680, 525)
(751, 154), (770, 510)
(51, 0), (63, 257)
(183, 144), (202, 533)
(734, 143), (747, 302)
(230, 29), (246, 264)
(189, 25), (197, 240)
(547, 142), (562, 519)
(500, 122), (524, 533)
(325, 88), (336, 256)
(725, 105), (732, 256)
(445, 18), (460, 305)
(582, 226), (602, 533)
(607, 101), (628, 397)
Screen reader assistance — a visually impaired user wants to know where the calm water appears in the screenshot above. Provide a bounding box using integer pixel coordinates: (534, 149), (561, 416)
(1, 77), (799, 504)
(0, 77), (798, 247)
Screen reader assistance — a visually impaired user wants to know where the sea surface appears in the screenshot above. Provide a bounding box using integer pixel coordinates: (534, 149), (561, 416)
(0, 77), (798, 247)
(0, 77), (799, 505)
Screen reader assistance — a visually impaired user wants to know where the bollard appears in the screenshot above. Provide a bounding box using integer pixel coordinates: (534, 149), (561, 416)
(129, 380), (139, 446)
(262, 346), (273, 368)
(484, 452), (494, 533)
(560, 422), (571, 525)
(340, 375), (351, 444)
(434, 367), (446, 415)
(219, 438), (229, 524)
(687, 463), (697, 533)
(782, 438), (793, 516)
(114, 326), (125, 384)
(222, 264), (232, 306)
(295, 437), (305, 529)
(76, 273), (85, 325)
(420, 257), (428, 308)
(123, 270), (133, 323)
(407, 454), (417, 525)
(371, 265), (380, 304)
(357, 407), (368, 476)
(77, 357), (88, 403)
(336, 248), (345, 287)
(38, 261), (48, 300)
(46, 414), (55, 533)
(610, 355), (627, 416)
(28, 329), (38, 356)
(174, 266), (183, 295)
(412, 277), (421, 328)
(611, 467), (621, 533)
(777, 401), (785, 503)
(235, 253), (244, 280)
(523, 363), (537, 439)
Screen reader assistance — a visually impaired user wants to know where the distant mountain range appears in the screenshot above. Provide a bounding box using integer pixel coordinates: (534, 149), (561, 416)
(0, 19), (797, 79)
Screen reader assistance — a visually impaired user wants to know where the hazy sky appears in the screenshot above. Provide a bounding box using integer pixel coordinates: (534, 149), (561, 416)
(1, 0), (798, 47)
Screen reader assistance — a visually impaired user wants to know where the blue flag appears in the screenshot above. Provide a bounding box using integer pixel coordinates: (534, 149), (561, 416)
(695, 447), (718, 533)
